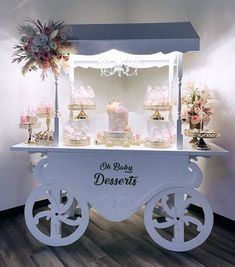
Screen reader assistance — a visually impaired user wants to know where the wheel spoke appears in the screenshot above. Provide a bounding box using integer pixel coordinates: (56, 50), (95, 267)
(59, 214), (82, 226)
(173, 221), (184, 243)
(50, 215), (61, 238)
(153, 218), (175, 229)
(60, 192), (74, 214)
(33, 210), (52, 224)
(182, 215), (203, 231)
(161, 195), (176, 217)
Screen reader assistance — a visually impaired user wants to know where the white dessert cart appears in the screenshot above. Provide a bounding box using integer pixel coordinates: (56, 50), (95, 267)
(11, 143), (227, 251)
(11, 22), (228, 252)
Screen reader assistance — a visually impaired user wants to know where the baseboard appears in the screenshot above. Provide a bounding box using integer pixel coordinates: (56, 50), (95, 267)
(0, 200), (49, 219)
(0, 202), (234, 233)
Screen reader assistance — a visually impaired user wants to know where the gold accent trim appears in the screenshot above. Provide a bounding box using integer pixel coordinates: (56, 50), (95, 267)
(144, 140), (171, 148)
(68, 104), (96, 111)
(64, 138), (90, 146)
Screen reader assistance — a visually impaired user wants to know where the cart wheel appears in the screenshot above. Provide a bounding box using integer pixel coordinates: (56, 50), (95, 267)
(144, 187), (213, 251)
(25, 183), (89, 246)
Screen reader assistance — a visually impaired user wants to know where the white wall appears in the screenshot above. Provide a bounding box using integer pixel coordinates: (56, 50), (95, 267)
(1, 0), (235, 220)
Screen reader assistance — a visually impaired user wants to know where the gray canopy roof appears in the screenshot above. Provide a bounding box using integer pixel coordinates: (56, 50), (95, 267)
(67, 22), (200, 55)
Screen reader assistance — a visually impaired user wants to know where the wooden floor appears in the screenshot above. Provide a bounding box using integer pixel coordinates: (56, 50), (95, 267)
(0, 207), (234, 267)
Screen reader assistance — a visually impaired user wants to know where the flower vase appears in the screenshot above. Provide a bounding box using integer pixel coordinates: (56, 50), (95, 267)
(189, 118), (203, 144)
(189, 121), (202, 130)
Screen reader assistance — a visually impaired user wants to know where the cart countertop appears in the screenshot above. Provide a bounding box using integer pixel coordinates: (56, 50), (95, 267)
(10, 142), (228, 157)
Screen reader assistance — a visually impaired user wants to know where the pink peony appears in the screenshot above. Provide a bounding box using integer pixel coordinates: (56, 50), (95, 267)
(191, 115), (201, 125)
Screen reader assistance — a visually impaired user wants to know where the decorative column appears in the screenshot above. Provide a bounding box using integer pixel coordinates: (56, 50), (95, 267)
(53, 75), (60, 146)
(177, 52), (183, 150)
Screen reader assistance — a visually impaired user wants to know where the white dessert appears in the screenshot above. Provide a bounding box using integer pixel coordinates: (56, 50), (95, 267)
(71, 85), (95, 106)
(63, 119), (91, 146)
(144, 86), (169, 106)
(106, 100), (128, 132)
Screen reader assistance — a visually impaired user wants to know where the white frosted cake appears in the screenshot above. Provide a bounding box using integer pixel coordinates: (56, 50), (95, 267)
(106, 100), (128, 132)
(71, 85), (95, 106)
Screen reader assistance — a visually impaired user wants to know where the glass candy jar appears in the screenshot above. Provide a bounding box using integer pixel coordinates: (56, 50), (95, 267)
(145, 119), (173, 148)
(63, 118), (91, 146)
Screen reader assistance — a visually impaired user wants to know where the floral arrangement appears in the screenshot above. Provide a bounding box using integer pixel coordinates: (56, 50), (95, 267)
(12, 18), (75, 79)
(181, 82), (213, 126)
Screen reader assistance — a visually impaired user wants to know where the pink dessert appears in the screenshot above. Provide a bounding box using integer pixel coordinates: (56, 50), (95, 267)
(106, 100), (128, 132)
(37, 102), (54, 116)
(71, 85), (95, 106)
(20, 108), (37, 124)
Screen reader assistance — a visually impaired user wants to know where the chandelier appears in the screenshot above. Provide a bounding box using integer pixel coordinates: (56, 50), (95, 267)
(99, 54), (140, 77)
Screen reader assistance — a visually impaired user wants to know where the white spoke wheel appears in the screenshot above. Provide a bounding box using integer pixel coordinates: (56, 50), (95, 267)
(144, 187), (213, 251)
(25, 183), (89, 246)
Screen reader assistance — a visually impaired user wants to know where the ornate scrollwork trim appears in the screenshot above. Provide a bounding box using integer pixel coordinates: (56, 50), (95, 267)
(188, 158), (203, 188)
(34, 157), (48, 184)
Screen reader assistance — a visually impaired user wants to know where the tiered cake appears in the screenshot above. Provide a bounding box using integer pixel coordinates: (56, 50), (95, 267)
(106, 100), (128, 132)
(103, 100), (132, 146)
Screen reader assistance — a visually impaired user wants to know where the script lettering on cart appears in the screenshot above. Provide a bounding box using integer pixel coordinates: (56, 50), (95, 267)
(93, 162), (138, 186)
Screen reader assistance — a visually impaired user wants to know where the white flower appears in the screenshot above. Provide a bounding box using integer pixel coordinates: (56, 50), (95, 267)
(32, 33), (48, 46)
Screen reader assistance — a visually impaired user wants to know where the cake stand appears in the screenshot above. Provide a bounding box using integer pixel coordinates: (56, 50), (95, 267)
(34, 112), (54, 146)
(36, 112), (54, 132)
(68, 104), (95, 119)
(184, 129), (219, 150)
(103, 131), (133, 147)
(143, 104), (171, 120)
(19, 122), (41, 144)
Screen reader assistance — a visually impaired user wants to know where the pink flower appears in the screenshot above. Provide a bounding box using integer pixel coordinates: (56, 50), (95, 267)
(43, 26), (51, 34)
(203, 107), (213, 115)
(198, 98), (206, 107)
(191, 115), (201, 125)
(38, 50), (51, 60)
(41, 61), (51, 69)
(194, 106), (201, 114)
